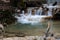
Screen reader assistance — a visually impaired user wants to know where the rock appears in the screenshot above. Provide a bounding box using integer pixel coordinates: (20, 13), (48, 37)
(15, 33), (26, 37)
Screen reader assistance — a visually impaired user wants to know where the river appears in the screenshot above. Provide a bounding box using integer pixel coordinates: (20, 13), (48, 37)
(5, 20), (60, 36)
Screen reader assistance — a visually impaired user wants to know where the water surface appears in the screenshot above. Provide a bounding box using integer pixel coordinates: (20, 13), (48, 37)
(5, 20), (60, 36)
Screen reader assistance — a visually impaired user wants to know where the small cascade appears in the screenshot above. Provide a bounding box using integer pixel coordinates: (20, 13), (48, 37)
(15, 7), (52, 25)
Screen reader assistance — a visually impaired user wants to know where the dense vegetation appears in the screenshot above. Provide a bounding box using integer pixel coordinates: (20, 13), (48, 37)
(0, 10), (17, 25)
(10, 0), (46, 9)
(10, 0), (26, 10)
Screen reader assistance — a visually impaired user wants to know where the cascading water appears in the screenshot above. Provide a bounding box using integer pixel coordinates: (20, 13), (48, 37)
(15, 7), (52, 25)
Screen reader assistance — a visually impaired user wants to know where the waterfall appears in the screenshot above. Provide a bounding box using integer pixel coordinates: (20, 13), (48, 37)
(22, 10), (24, 15)
(15, 7), (52, 25)
(35, 7), (43, 15)
(28, 8), (32, 16)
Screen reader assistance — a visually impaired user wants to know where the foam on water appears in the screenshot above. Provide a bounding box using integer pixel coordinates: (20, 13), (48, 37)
(15, 6), (53, 25)
(15, 14), (49, 25)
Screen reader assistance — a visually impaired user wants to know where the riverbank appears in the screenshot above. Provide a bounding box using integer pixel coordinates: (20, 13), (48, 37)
(1, 35), (60, 40)
(2, 29), (60, 40)
(0, 36), (44, 40)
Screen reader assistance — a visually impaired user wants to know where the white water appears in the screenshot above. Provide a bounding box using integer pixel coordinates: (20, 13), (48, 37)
(15, 7), (52, 25)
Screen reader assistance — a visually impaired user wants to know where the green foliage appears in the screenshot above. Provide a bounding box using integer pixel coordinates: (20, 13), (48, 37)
(0, 10), (17, 25)
(17, 0), (26, 10)
(10, 0), (26, 10)
(42, 0), (47, 4)
(10, 0), (18, 7)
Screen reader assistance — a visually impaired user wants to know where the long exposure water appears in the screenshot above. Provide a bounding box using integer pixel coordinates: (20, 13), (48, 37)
(5, 20), (60, 36)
